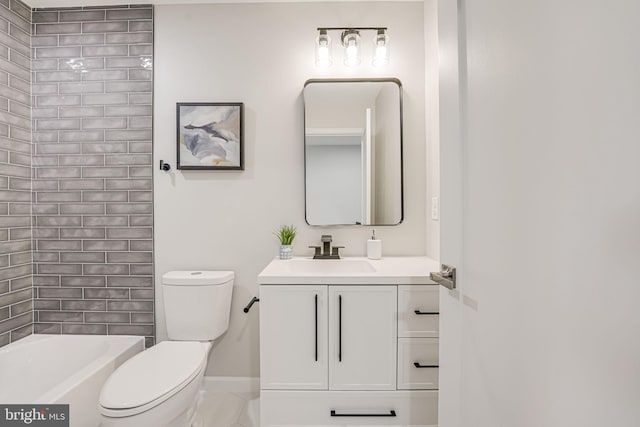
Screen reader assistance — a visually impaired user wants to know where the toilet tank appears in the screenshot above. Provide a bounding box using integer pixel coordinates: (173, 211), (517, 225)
(162, 271), (234, 341)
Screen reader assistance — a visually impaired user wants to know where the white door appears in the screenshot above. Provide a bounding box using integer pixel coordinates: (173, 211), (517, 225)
(260, 285), (328, 390)
(328, 286), (397, 390)
(435, 1), (640, 426)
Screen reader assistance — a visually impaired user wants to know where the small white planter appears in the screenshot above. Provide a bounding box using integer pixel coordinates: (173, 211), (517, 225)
(279, 245), (292, 260)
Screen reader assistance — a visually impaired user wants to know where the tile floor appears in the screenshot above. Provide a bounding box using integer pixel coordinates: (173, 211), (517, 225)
(197, 390), (260, 427)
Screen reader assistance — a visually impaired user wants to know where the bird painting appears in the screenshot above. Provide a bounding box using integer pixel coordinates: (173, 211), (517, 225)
(177, 103), (243, 169)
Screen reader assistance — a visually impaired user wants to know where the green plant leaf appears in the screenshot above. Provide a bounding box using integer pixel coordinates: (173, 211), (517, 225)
(274, 225), (296, 245)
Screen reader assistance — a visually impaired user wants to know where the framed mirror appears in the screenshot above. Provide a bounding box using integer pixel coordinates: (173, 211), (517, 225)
(303, 78), (403, 226)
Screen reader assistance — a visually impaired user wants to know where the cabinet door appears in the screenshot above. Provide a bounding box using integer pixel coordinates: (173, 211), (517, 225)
(328, 286), (397, 390)
(260, 285), (328, 390)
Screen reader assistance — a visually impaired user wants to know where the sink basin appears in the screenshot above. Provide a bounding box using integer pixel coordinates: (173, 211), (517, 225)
(284, 259), (376, 275)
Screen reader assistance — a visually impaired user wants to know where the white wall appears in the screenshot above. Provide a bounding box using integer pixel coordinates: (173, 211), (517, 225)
(304, 84), (370, 129)
(424, 0), (440, 260)
(437, 1), (640, 426)
(154, 1), (425, 376)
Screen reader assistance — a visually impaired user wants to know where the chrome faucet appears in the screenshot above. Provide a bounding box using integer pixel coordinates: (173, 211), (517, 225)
(309, 235), (344, 259)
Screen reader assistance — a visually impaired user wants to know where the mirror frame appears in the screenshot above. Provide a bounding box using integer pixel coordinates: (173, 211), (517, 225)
(303, 78), (404, 226)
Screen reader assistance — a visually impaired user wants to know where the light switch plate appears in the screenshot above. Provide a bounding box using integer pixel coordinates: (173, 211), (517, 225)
(431, 196), (439, 220)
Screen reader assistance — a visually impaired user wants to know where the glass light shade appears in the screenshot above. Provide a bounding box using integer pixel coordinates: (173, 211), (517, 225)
(342, 31), (360, 67)
(315, 30), (332, 68)
(372, 30), (390, 67)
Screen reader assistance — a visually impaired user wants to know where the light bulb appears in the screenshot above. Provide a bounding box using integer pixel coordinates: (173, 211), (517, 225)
(372, 29), (389, 67)
(315, 29), (332, 68)
(342, 30), (360, 67)
(345, 44), (359, 66)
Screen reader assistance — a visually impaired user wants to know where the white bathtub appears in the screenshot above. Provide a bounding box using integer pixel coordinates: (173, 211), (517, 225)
(0, 334), (145, 427)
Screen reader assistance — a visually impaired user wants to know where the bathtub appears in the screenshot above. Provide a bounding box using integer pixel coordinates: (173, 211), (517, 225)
(0, 334), (144, 427)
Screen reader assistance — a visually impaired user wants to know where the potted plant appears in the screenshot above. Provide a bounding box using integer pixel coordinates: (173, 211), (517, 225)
(274, 225), (296, 260)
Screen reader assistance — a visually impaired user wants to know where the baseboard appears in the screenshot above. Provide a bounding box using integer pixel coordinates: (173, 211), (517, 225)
(202, 376), (260, 393)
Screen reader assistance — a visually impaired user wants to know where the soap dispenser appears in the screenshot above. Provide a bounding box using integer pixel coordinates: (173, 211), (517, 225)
(367, 230), (382, 260)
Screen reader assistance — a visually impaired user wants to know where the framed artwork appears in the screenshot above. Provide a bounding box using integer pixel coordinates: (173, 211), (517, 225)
(176, 102), (244, 170)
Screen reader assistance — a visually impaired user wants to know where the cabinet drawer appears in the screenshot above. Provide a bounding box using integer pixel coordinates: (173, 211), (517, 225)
(261, 390), (438, 426)
(398, 286), (439, 337)
(398, 338), (439, 390)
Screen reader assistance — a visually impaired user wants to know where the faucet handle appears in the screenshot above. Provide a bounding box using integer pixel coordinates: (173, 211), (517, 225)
(321, 234), (332, 242)
(308, 246), (322, 257)
(331, 246), (344, 258)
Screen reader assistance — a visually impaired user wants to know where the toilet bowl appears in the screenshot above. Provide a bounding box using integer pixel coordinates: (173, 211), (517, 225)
(100, 341), (209, 427)
(99, 271), (234, 427)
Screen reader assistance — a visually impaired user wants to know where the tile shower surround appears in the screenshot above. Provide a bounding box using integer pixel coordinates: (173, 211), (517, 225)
(0, 0), (33, 346)
(31, 5), (154, 346)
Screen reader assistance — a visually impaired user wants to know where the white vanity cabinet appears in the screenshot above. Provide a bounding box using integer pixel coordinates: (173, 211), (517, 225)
(258, 257), (441, 426)
(260, 285), (396, 391)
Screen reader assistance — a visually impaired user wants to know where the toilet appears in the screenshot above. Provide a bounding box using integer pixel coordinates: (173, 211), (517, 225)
(99, 270), (234, 427)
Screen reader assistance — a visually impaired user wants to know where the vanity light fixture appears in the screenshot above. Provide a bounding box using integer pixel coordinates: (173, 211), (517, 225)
(315, 27), (389, 68)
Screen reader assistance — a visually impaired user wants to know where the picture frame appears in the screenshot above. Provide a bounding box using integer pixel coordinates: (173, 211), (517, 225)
(176, 102), (244, 170)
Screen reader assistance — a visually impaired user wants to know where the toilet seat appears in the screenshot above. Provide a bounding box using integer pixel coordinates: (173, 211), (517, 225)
(100, 341), (207, 418)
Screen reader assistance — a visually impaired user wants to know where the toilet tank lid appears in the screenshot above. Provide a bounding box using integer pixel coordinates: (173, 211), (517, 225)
(162, 270), (234, 285)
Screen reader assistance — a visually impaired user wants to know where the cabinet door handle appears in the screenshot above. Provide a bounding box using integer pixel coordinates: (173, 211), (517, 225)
(330, 410), (397, 417)
(414, 309), (438, 315)
(338, 294), (342, 362)
(314, 294), (318, 362)
(414, 362), (439, 368)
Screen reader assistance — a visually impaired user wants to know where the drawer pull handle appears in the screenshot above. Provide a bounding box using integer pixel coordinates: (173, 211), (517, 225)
(338, 295), (342, 362)
(414, 362), (439, 368)
(414, 309), (438, 315)
(330, 410), (397, 417)
(314, 294), (318, 362)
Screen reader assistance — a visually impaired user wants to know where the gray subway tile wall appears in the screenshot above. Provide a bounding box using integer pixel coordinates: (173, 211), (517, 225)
(32, 5), (154, 347)
(0, 0), (32, 346)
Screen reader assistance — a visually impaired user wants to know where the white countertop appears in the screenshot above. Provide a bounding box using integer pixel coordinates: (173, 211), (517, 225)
(258, 256), (440, 285)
